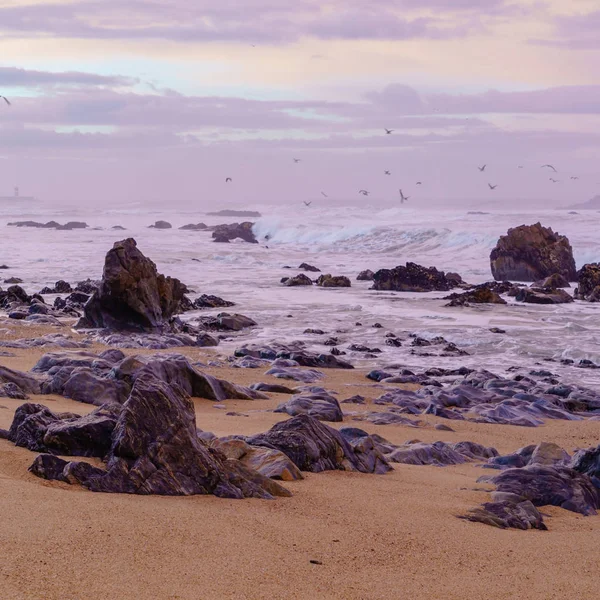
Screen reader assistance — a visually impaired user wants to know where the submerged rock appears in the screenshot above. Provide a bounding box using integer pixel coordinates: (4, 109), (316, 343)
(281, 274), (313, 286)
(490, 223), (576, 282)
(444, 285), (507, 306)
(515, 287), (573, 305)
(371, 263), (456, 292)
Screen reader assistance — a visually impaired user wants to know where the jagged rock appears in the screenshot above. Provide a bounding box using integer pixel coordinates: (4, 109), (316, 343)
(460, 499), (547, 530)
(0, 284), (31, 308)
(383, 440), (496, 466)
(281, 274), (313, 286)
(195, 312), (257, 332)
(57, 221), (88, 230)
(535, 273), (570, 288)
(211, 438), (303, 481)
(148, 220), (172, 229)
(357, 270), (375, 281)
(298, 263), (320, 273)
(515, 287), (573, 304)
(4, 277), (23, 284)
(212, 222), (257, 244)
(180, 223), (207, 230)
(371, 262), (455, 292)
(446, 272), (464, 286)
(28, 375), (290, 498)
(571, 445), (600, 487)
(488, 466), (600, 516)
(0, 382), (28, 399)
(248, 414), (391, 474)
(40, 280), (72, 294)
(316, 274), (351, 288)
(75, 279), (100, 294)
(0, 365), (42, 395)
(265, 367), (324, 383)
(575, 263), (600, 301)
(490, 223), (577, 282)
(275, 392), (343, 422)
(193, 294), (235, 309)
(275, 351), (353, 370)
(445, 286), (507, 307)
(76, 238), (187, 331)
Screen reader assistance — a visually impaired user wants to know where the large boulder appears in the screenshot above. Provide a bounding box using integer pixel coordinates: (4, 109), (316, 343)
(212, 222), (257, 244)
(76, 238), (187, 331)
(490, 223), (576, 282)
(576, 263), (600, 301)
(515, 287), (573, 305)
(274, 392), (343, 422)
(371, 263), (455, 292)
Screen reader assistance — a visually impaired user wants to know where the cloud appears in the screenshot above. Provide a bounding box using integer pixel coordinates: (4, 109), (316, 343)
(529, 10), (600, 49)
(0, 66), (136, 88)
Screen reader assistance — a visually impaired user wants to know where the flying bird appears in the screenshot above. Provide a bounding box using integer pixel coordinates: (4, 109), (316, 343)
(303, 201), (312, 206)
(225, 177), (232, 183)
(478, 164), (487, 172)
(550, 178), (559, 183)
(416, 181), (422, 185)
(384, 170), (391, 175)
(0, 95), (10, 106)
(518, 166), (524, 169)
(384, 128), (393, 135)
(399, 189), (409, 203)
(571, 176), (579, 180)
(542, 164), (557, 172)
(488, 183), (498, 190)
(359, 189), (370, 196)
(321, 191), (328, 197)
(293, 158), (301, 163)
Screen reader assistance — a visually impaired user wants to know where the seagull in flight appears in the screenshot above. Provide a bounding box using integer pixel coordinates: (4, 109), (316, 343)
(550, 178), (559, 183)
(488, 183), (498, 190)
(478, 164), (487, 172)
(321, 191), (328, 197)
(518, 166), (524, 169)
(384, 170), (391, 175)
(399, 189), (409, 203)
(384, 128), (393, 135)
(225, 177), (232, 183)
(359, 189), (370, 196)
(1, 96), (10, 106)
(542, 164), (557, 172)
(303, 201), (312, 207)
(571, 176), (579, 180)
(416, 181), (422, 185)
(293, 158), (301, 163)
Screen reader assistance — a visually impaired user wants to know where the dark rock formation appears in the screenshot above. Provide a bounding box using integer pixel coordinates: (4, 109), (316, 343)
(275, 392), (343, 422)
(298, 263), (320, 273)
(515, 287), (573, 305)
(212, 222), (257, 243)
(371, 263), (455, 292)
(179, 223), (207, 231)
(8, 221), (88, 230)
(4, 277), (23, 284)
(460, 499), (547, 530)
(535, 273), (570, 288)
(195, 312), (257, 331)
(357, 270), (375, 281)
(490, 223), (576, 282)
(148, 220), (172, 229)
(444, 285), (507, 307)
(76, 238), (187, 331)
(40, 280), (73, 294)
(247, 414), (391, 474)
(193, 294), (235, 309)
(316, 274), (351, 288)
(281, 274), (313, 286)
(265, 367), (324, 383)
(75, 279), (100, 294)
(575, 263), (600, 301)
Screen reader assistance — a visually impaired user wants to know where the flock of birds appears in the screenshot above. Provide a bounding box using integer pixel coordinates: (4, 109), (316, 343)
(1, 96), (585, 205)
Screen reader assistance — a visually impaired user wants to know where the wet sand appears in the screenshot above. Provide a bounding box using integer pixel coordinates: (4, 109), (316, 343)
(1, 324), (600, 599)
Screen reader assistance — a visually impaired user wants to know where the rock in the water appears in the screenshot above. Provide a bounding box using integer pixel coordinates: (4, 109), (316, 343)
(298, 263), (320, 273)
(535, 273), (570, 289)
(357, 270), (375, 281)
(444, 285), (507, 306)
(76, 238), (187, 331)
(316, 274), (351, 288)
(371, 263), (455, 292)
(180, 223), (207, 231)
(281, 274), (313, 286)
(576, 263), (600, 301)
(490, 223), (576, 282)
(212, 222), (257, 243)
(515, 287), (573, 304)
(248, 414), (391, 474)
(193, 294), (235, 309)
(275, 392), (343, 422)
(148, 220), (172, 229)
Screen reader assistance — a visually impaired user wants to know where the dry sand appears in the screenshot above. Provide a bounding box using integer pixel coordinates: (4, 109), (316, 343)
(1, 322), (600, 599)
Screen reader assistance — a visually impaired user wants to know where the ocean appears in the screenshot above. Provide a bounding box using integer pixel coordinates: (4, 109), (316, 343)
(1, 201), (600, 386)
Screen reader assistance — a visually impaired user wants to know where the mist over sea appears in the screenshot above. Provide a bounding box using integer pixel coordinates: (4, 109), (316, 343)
(2, 201), (600, 385)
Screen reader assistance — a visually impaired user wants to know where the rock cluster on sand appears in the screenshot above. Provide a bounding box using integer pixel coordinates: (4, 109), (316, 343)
(76, 238), (187, 331)
(371, 263), (458, 292)
(212, 222), (257, 243)
(490, 223), (576, 282)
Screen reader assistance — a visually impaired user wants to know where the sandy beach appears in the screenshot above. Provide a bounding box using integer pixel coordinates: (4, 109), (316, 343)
(1, 323), (600, 600)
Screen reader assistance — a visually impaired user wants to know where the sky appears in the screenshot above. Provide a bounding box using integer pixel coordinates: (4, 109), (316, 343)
(0, 0), (599, 207)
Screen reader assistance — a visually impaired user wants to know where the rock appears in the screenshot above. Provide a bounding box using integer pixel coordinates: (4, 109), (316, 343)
(40, 280), (73, 294)
(490, 327), (506, 334)
(28, 375), (290, 498)
(0, 284), (31, 308)
(444, 286), (507, 306)
(571, 445), (600, 486)
(315, 274), (351, 288)
(193, 294), (235, 309)
(515, 287), (573, 304)
(342, 395), (366, 405)
(76, 238), (187, 331)
(148, 220), (172, 229)
(207, 210), (261, 218)
(446, 272), (464, 286)
(490, 223), (576, 282)
(0, 365), (42, 395)
(75, 279), (100, 294)
(460, 499), (547, 530)
(196, 312), (257, 332)
(211, 438), (303, 481)
(248, 414), (391, 474)
(112, 225), (126, 230)
(8, 310), (27, 320)
(275, 392), (343, 422)
(575, 263), (600, 301)
(357, 270), (375, 281)
(371, 262), (455, 292)
(384, 441), (493, 466)
(489, 466), (600, 516)
(535, 273), (570, 288)
(180, 223), (207, 231)
(4, 277), (23, 284)
(435, 423), (455, 432)
(250, 383), (296, 394)
(56, 221), (88, 230)
(265, 367), (324, 383)
(212, 222), (257, 244)
(275, 351), (353, 370)
(298, 263), (321, 273)
(281, 274), (313, 286)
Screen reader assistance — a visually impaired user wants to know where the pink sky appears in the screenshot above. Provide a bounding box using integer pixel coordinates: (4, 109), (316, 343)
(0, 0), (599, 207)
